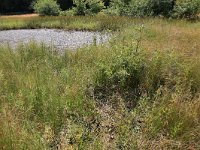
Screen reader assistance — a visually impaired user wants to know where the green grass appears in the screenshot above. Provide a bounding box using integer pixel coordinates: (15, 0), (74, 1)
(0, 16), (200, 149)
(0, 16), (134, 31)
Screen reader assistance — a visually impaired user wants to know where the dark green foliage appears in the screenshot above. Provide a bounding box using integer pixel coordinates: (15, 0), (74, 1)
(129, 0), (151, 17)
(148, 0), (175, 17)
(72, 0), (104, 15)
(57, 0), (73, 10)
(103, 0), (110, 7)
(107, 0), (132, 16)
(108, 0), (175, 17)
(172, 0), (200, 19)
(106, 0), (199, 18)
(33, 0), (61, 16)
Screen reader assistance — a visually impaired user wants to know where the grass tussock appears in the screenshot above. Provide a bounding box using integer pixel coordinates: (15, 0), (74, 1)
(0, 16), (200, 149)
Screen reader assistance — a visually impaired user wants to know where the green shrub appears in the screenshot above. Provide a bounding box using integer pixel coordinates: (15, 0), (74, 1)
(108, 0), (175, 17)
(173, 0), (200, 19)
(60, 9), (75, 16)
(72, 0), (104, 15)
(149, 0), (175, 17)
(92, 40), (197, 108)
(33, 0), (60, 16)
(129, 0), (152, 17)
(94, 51), (146, 94)
(72, 0), (86, 15)
(108, 0), (132, 16)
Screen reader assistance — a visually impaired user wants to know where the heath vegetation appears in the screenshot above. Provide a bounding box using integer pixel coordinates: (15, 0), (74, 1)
(0, 0), (200, 150)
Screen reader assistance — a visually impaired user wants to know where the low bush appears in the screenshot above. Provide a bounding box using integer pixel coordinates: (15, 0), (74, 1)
(93, 46), (196, 109)
(33, 0), (60, 16)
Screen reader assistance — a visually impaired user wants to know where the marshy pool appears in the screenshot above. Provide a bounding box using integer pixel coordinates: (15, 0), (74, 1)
(0, 29), (111, 50)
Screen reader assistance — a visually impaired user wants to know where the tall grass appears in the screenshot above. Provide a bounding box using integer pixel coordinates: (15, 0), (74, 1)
(0, 43), (101, 149)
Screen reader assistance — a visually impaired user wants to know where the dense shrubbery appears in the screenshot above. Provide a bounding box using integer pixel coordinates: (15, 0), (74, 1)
(60, 0), (200, 18)
(149, 0), (175, 17)
(106, 0), (197, 18)
(33, 0), (60, 16)
(102, 0), (199, 18)
(62, 0), (104, 16)
(103, 0), (174, 16)
(1, 0), (199, 18)
(173, 0), (200, 19)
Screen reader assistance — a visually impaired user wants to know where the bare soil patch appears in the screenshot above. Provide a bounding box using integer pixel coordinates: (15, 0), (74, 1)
(0, 13), (38, 18)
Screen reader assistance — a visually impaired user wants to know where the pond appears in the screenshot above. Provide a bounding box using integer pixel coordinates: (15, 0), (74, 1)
(0, 29), (111, 50)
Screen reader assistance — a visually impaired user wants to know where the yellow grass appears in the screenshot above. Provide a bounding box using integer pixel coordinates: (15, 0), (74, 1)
(0, 13), (38, 19)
